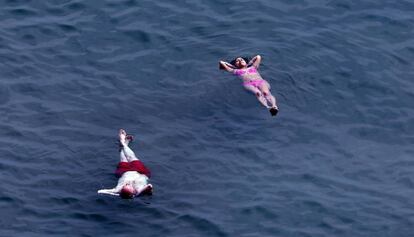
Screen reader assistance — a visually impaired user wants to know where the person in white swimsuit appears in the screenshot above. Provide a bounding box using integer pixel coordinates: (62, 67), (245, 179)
(98, 129), (153, 199)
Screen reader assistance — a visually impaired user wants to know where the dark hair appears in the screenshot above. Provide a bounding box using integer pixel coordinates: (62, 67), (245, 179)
(230, 57), (250, 67)
(120, 188), (134, 199)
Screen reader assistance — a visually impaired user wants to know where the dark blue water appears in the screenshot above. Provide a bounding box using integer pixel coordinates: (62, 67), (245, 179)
(1, 0), (413, 236)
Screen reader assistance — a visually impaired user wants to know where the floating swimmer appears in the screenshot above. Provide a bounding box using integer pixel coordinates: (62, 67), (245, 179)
(219, 55), (279, 116)
(98, 129), (153, 199)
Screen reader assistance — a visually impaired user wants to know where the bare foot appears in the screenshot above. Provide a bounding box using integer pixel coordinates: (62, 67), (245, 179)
(126, 134), (134, 143)
(119, 129), (127, 146)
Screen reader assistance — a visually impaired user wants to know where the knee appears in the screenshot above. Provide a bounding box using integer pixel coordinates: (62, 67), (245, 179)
(263, 90), (271, 96)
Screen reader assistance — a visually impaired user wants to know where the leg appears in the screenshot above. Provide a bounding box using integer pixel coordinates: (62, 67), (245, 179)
(118, 129), (128, 162)
(119, 149), (128, 162)
(244, 84), (270, 108)
(119, 129), (139, 162)
(259, 82), (279, 116)
(121, 144), (139, 162)
(259, 81), (277, 109)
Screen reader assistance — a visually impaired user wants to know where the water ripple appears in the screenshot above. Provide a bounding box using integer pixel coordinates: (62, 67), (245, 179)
(0, 0), (414, 236)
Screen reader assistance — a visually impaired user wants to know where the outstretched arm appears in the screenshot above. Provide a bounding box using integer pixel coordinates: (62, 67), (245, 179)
(249, 55), (262, 68)
(97, 188), (120, 196)
(219, 61), (236, 73)
(97, 181), (124, 196)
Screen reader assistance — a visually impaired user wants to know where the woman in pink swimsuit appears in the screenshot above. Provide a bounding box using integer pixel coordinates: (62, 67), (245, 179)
(219, 55), (279, 116)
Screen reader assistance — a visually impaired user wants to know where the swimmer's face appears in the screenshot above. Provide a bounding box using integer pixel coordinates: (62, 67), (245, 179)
(234, 58), (247, 68)
(120, 184), (136, 199)
(123, 184), (135, 193)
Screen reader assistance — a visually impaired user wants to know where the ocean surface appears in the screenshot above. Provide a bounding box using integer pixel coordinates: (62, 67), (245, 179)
(0, 0), (413, 236)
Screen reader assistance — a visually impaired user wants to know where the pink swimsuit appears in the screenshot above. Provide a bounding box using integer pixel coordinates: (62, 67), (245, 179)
(233, 67), (265, 87)
(233, 67), (258, 76)
(243, 79), (265, 87)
